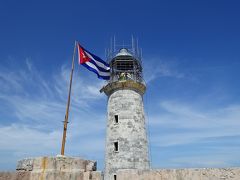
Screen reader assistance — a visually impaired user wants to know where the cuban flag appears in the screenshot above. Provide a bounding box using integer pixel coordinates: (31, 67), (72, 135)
(77, 43), (110, 80)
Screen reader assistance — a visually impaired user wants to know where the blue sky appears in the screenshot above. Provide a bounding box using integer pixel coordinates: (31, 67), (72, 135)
(0, 0), (240, 170)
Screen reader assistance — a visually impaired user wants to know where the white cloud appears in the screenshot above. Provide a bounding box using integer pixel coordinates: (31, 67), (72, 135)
(143, 57), (184, 83)
(0, 59), (107, 169)
(148, 101), (240, 147)
(0, 121), (106, 169)
(0, 59), (106, 122)
(0, 124), (61, 153)
(168, 155), (234, 168)
(1, 57), (239, 170)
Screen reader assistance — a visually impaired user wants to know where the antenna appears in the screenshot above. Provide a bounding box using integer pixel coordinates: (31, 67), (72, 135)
(136, 38), (139, 58)
(107, 48), (110, 61)
(132, 35), (135, 55)
(105, 48), (107, 59)
(110, 37), (112, 57)
(114, 35), (116, 52)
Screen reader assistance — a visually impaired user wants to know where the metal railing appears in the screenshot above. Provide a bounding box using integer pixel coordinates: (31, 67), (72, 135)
(109, 73), (145, 84)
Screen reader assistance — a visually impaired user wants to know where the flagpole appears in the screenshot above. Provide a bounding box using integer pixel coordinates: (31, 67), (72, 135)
(61, 41), (77, 156)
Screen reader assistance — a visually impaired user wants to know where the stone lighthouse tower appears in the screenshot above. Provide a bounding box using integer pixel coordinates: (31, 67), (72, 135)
(101, 44), (150, 180)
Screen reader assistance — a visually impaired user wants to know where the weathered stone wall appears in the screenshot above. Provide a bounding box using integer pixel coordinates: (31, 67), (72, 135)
(0, 156), (102, 180)
(117, 168), (240, 180)
(105, 89), (149, 180)
(17, 156), (97, 172)
(0, 171), (101, 180)
(1, 167), (240, 180)
(0, 171), (30, 180)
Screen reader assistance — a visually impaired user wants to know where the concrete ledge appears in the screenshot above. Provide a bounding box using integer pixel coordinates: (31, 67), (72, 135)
(100, 80), (146, 96)
(17, 156), (96, 172)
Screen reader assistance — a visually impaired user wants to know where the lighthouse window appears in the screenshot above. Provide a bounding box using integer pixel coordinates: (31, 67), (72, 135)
(114, 115), (119, 124)
(114, 141), (119, 152)
(116, 61), (134, 71)
(114, 175), (117, 180)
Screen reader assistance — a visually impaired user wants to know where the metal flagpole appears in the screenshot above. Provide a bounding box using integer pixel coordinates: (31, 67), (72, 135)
(61, 41), (77, 156)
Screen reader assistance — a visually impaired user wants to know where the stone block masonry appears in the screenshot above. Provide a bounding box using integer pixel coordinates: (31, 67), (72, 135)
(16, 156), (97, 172)
(117, 168), (240, 180)
(0, 171), (30, 180)
(1, 166), (240, 180)
(0, 156), (102, 180)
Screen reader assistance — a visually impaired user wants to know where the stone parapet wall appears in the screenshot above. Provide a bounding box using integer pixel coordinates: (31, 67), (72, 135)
(117, 168), (240, 180)
(0, 156), (102, 180)
(1, 156), (240, 180)
(17, 156), (96, 172)
(2, 168), (240, 180)
(0, 171), (101, 180)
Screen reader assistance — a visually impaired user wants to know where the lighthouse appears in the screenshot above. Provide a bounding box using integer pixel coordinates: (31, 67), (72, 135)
(101, 44), (150, 180)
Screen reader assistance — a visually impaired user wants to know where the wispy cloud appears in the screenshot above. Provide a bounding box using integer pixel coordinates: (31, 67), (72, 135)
(143, 57), (184, 83)
(148, 100), (240, 147)
(1, 57), (239, 170)
(147, 100), (240, 168)
(168, 155), (237, 168)
(0, 124), (60, 153)
(0, 58), (107, 169)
